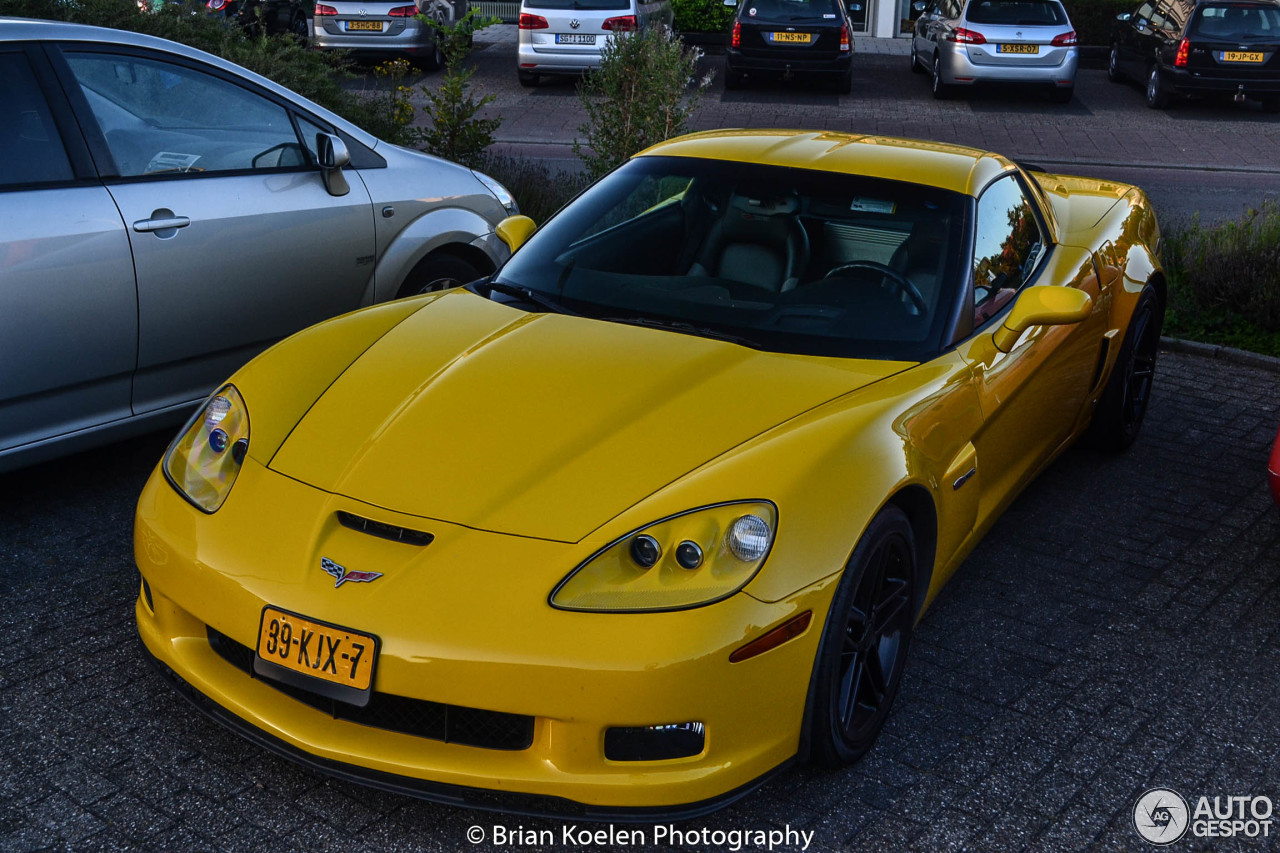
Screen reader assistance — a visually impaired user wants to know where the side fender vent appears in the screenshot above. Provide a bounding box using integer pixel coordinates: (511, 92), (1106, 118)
(337, 511), (434, 547)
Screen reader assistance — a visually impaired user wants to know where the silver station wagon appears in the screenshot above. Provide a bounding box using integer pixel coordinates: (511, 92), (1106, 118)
(0, 19), (516, 472)
(515, 0), (674, 85)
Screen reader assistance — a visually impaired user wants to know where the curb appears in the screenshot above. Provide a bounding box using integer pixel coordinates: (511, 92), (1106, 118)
(1161, 336), (1280, 373)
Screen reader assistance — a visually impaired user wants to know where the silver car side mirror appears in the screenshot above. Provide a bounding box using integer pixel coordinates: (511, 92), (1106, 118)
(317, 133), (350, 197)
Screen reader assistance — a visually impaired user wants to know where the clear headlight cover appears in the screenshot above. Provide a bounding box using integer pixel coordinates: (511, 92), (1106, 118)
(472, 170), (519, 215)
(550, 501), (777, 612)
(163, 385), (250, 513)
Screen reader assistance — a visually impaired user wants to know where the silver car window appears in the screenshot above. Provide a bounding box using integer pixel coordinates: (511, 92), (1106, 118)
(0, 53), (74, 188)
(65, 53), (304, 177)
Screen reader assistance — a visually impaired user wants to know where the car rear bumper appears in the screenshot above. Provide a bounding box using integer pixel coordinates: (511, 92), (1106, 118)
(940, 42), (1077, 86)
(313, 18), (432, 53)
(725, 49), (853, 76)
(134, 461), (833, 811)
(1165, 67), (1280, 96)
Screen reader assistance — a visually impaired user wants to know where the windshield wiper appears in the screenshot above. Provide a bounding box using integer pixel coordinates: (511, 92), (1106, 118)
(481, 281), (579, 315)
(600, 316), (759, 347)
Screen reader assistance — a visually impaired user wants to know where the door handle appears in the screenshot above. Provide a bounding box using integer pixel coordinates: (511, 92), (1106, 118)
(133, 215), (190, 233)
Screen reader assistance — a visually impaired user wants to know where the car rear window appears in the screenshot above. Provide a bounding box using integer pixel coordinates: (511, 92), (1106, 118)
(965, 0), (1068, 25)
(740, 0), (844, 24)
(1191, 3), (1280, 38)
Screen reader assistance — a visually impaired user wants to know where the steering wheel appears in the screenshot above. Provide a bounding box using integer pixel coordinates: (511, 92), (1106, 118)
(822, 260), (928, 314)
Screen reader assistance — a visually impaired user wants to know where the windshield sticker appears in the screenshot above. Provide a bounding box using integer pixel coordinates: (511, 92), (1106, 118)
(146, 152), (202, 173)
(850, 197), (896, 214)
(824, 12), (836, 16)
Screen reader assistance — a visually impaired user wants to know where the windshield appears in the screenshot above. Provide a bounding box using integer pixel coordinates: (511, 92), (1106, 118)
(965, 0), (1068, 25)
(740, 0), (844, 22)
(493, 156), (968, 361)
(1191, 3), (1280, 39)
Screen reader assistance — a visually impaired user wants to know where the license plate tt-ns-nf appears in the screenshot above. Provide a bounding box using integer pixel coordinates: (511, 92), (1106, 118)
(997, 43), (1039, 54)
(253, 607), (380, 707)
(346, 19), (384, 31)
(1221, 50), (1264, 62)
(556, 33), (596, 43)
(769, 31), (813, 43)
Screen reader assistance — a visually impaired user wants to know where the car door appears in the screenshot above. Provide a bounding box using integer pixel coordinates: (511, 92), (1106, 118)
(53, 46), (377, 416)
(1118, 1), (1154, 73)
(0, 46), (137, 462)
(955, 173), (1107, 526)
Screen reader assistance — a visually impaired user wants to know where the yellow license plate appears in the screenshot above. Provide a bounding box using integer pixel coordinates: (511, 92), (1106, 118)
(346, 20), (383, 31)
(255, 607), (378, 698)
(1222, 51), (1264, 62)
(997, 43), (1039, 54)
(770, 31), (813, 43)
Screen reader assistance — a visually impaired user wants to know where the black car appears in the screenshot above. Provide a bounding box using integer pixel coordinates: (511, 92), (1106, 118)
(724, 0), (855, 92)
(1109, 0), (1280, 109)
(206, 0), (312, 40)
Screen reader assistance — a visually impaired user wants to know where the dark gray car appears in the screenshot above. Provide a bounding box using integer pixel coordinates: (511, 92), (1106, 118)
(0, 18), (516, 472)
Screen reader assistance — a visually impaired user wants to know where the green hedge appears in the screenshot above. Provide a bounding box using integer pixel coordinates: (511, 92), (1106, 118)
(673, 0), (734, 34)
(1064, 0), (1135, 46)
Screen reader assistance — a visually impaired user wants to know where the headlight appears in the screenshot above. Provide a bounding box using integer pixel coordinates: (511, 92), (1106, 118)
(471, 170), (519, 215)
(163, 385), (250, 513)
(550, 501), (777, 612)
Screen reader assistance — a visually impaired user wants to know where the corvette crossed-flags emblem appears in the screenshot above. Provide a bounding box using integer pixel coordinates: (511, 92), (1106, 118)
(320, 557), (382, 588)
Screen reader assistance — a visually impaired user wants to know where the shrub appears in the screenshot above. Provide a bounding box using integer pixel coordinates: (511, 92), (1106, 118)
(476, 154), (589, 224)
(414, 10), (503, 168)
(574, 25), (713, 182)
(1162, 200), (1280, 356)
(1063, 0), (1133, 46)
(671, 0), (733, 33)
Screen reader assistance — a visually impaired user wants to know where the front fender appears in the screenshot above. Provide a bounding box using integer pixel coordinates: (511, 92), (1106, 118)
(372, 207), (510, 303)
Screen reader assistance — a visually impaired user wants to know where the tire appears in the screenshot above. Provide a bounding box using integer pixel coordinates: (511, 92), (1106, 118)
(398, 254), (484, 298)
(1083, 284), (1164, 451)
(1107, 43), (1122, 83)
(420, 32), (445, 71)
(1049, 85), (1074, 104)
(1146, 64), (1171, 109)
(724, 67), (744, 90)
(289, 12), (309, 45)
(809, 505), (916, 767)
(931, 54), (950, 100)
(518, 69), (539, 87)
(910, 41), (924, 74)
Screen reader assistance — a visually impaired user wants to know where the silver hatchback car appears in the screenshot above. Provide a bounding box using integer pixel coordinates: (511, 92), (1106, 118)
(0, 19), (515, 472)
(516, 0), (673, 85)
(313, 0), (466, 69)
(910, 0), (1079, 101)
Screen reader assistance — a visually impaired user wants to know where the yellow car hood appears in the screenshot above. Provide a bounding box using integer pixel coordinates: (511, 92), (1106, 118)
(269, 290), (906, 543)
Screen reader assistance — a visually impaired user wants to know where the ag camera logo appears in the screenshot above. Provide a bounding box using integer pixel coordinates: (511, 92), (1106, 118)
(1134, 788), (1189, 845)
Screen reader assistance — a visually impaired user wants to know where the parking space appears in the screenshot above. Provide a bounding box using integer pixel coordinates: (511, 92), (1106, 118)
(2, 345), (1278, 851)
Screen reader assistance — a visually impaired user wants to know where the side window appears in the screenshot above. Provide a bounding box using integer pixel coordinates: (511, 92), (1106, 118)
(577, 174), (694, 241)
(1134, 1), (1154, 23)
(295, 114), (331, 166)
(971, 175), (1044, 326)
(0, 53), (74, 189)
(64, 52), (304, 177)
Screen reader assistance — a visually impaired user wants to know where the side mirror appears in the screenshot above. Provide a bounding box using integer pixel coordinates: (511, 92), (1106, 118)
(992, 285), (1092, 353)
(317, 132), (350, 197)
(723, 0), (737, 7)
(496, 214), (537, 253)
(1116, 10), (1131, 19)
(912, 1), (926, 10)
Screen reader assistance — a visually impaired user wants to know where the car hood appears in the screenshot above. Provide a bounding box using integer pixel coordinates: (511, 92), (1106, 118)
(268, 290), (908, 543)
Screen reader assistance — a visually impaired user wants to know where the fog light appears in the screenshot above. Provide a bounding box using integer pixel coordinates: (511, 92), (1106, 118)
(140, 577), (154, 613)
(605, 722), (705, 761)
(630, 535), (661, 569)
(675, 541), (702, 569)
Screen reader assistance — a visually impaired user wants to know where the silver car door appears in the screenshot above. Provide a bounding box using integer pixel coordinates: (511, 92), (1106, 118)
(0, 47), (136, 461)
(57, 48), (377, 416)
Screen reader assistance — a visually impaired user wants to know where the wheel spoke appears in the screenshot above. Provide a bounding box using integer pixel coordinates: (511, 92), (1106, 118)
(865, 644), (888, 703)
(838, 655), (864, 723)
(870, 578), (909, 637)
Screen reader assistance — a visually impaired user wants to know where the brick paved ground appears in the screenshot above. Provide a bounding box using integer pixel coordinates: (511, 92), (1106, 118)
(1, 346), (1278, 852)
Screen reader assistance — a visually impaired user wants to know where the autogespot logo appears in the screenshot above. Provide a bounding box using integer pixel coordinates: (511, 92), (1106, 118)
(1134, 788), (1190, 845)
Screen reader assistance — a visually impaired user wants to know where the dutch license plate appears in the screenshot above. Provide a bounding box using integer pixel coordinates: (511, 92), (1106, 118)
(770, 31), (813, 43)
(254, 607), (379, 703)
(997, 43), (1039, 54)
(345, 19), (383, 31)
(1222, 51), (1264, 62)
(556, 33), (596, 44)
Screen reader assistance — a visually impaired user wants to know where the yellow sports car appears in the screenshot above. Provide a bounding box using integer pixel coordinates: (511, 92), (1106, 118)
(135, 130), (1164, 818)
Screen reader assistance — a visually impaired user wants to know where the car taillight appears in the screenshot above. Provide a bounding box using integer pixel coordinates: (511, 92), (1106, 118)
(731, 20), (741, 47)
(314, 3), (336, 14)
(1175, 36), (1189, 66)
(206, 0), (226, 10)
(388, 4), (416, 14)
(518, 12), (548, 28)
(948, 26), (986, 44)
(840, 21), (850, 51)
(1050, 29), (1077, 46)
(602, 14), (637, 30)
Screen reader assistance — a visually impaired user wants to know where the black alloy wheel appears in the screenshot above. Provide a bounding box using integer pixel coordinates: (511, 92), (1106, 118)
(1107, 43), (1122, 82)
(1146, 64), (1170, 108)
(810, 506), (916, 766)
(1084, 284), (1164, 451)
(398, 254), (484, 298)
(290, 11), (309, 44)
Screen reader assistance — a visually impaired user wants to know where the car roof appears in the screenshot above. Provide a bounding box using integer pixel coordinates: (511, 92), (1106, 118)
(636, 130), (1015, 197)
(0, 17), (381, 150)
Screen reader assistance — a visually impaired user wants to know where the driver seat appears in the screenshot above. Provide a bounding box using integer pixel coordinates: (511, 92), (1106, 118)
(887, 220), (946, 314)
(689, 192), (810, 292)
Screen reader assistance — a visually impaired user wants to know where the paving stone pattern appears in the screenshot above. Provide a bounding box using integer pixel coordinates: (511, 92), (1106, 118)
(1, 347), (1278, 852)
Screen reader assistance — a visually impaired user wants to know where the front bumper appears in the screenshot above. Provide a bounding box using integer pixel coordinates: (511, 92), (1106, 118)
(135, 458), (834, 812)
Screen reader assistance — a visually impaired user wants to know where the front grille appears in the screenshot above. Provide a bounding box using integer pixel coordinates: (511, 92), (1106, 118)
(207, 627), (534, 751)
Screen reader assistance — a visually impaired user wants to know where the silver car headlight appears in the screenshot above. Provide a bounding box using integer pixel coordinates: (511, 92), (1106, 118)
(550, 502), (777, 612)
(163, 385), (250, 513)
(472, 169), (519, 215)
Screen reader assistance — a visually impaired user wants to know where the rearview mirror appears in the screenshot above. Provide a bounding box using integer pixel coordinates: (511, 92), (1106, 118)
(496, 215), (537, 253)
(317, 133), (350, 197)
(992, 285), (1092, 352)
